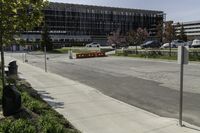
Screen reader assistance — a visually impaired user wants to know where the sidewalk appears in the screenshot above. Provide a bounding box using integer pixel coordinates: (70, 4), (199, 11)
(5, 56), (200, 133)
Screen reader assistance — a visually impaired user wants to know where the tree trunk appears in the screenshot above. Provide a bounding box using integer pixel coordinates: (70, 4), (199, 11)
(169, 42), (172, 57)
(0, 4), (5, 89)
(136, 45), (138, 55)
(0, 42), (5, 89)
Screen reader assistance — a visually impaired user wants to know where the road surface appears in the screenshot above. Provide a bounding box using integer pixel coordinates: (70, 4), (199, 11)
(7, 52), (200, 127)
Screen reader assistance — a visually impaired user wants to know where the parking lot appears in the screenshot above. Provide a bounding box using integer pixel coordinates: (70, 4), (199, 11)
(7, 52), (200, 126)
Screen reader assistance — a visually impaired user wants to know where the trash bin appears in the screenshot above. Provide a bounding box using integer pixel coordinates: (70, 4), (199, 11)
(2, 85), (22, 116)
(8, 61), (18, 75)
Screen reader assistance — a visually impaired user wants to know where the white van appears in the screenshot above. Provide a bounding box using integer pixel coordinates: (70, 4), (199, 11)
(192, 39), (200, 48)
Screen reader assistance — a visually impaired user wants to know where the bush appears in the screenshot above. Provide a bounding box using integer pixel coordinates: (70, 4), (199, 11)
(39, 114), (66, 133)
(0, 119), (36, 133)
(190, 52), (200, 61)
(22, 92), (49, 115)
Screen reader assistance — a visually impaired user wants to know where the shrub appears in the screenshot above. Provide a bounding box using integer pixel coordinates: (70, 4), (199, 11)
(21, 92), (49, 115)
(0, 119), (36, 133)
(39, 114), (66, 133)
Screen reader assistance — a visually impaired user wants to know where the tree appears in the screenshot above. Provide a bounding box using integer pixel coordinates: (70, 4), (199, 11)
(107, 29), (125, 48)
(177, 23), (187, 42)
(127, 30), (137, 46)
(127, 28), (148, 54)
(41, 24), (53, 51)
(136, 28), (149, 45)
(163, 21), (176, 56)
(156, 21), (164, 43)
(0, 0), (47, 88)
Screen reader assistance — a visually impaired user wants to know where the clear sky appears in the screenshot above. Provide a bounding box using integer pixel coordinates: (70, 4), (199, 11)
(49, 0), (200, 23)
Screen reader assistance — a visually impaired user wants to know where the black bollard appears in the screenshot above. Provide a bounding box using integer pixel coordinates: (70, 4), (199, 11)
(8, 61), (18, 75)
(2, 85), (22, 116)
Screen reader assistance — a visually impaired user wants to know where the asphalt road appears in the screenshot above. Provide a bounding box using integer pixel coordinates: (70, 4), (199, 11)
(8, 52), (200, 127)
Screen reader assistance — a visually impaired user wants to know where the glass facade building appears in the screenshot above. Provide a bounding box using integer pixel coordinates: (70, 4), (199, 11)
(21, 2), (164, 47)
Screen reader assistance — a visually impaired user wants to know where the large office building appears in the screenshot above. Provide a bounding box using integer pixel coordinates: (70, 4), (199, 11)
(174, 21), (200, 40)
(20, 2), (164, 48)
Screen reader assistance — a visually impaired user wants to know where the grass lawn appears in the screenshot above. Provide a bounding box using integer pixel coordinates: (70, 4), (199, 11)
(114, 52), (177, 61)
(114, 50), (200, 62)
(0, 78), (80, 133)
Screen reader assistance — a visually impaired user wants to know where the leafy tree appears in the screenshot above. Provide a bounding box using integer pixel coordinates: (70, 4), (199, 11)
(163, 21), (176, 56)
(127, 30), (137, 46)
(136, 28), (149, 45)
(127, 28), (148, 54)
(156, 21), (164, 43)
(177, 23), (187, 42)
(0, 0), (47, 87)
(41, 24), (53, 51)
(107, 29), (125, 48)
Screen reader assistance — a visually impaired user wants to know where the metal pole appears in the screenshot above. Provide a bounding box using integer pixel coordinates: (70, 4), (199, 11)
(0, 2), (5, 89)
(44, 46), (47, 72)
(179, 46), (184, 127)
(23, 52), (27, 63)
(22, 53), (24, 63)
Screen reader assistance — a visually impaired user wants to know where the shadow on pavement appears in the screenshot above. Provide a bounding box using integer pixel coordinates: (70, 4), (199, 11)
(45, 100), (64, 109)
(38, 90), (64, 109)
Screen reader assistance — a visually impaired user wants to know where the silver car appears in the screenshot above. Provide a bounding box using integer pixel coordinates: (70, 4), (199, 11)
(86, 42), (101, 47)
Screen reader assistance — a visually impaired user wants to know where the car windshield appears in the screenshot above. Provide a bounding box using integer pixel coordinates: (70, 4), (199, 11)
(146, 41), (153, 44)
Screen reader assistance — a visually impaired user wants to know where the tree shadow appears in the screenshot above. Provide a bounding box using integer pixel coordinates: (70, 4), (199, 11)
(40, 94), (55, 100)
(37, 90), (64, 109)
(45, 100), (64, 109)
(37, 90), (50, 95)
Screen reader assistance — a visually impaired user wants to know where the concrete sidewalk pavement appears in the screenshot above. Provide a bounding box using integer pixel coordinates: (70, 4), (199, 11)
(5, 56), (200, 133)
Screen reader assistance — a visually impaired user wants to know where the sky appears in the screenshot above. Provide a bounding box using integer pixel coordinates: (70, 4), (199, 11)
(49, 0), (200, 23)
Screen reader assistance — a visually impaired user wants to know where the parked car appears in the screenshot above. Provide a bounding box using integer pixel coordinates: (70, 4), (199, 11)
(141, 40), (161, 49)
(161, 43), (176, 48)
(185, 41), (193, 48)
(192, 39), (200, 48)
(85, 42), (101, 47)
(111, 44), (116, 48)
(171, 40), (185, 47)
(111, 43), (129, 49)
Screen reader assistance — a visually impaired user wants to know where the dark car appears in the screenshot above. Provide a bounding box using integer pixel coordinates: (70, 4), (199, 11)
(141, 40), (161, 49)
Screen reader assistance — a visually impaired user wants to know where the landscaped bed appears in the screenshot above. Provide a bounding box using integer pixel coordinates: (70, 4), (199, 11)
(114, 49), (200, 62)
(0, 77), (80, 133)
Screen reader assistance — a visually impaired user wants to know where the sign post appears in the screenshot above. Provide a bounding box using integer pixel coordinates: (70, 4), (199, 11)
(178, 46), (188, 127)
(69, 49), (73, 59)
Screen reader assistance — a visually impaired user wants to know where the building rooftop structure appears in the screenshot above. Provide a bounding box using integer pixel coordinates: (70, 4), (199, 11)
(48, 2), (163, 15)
